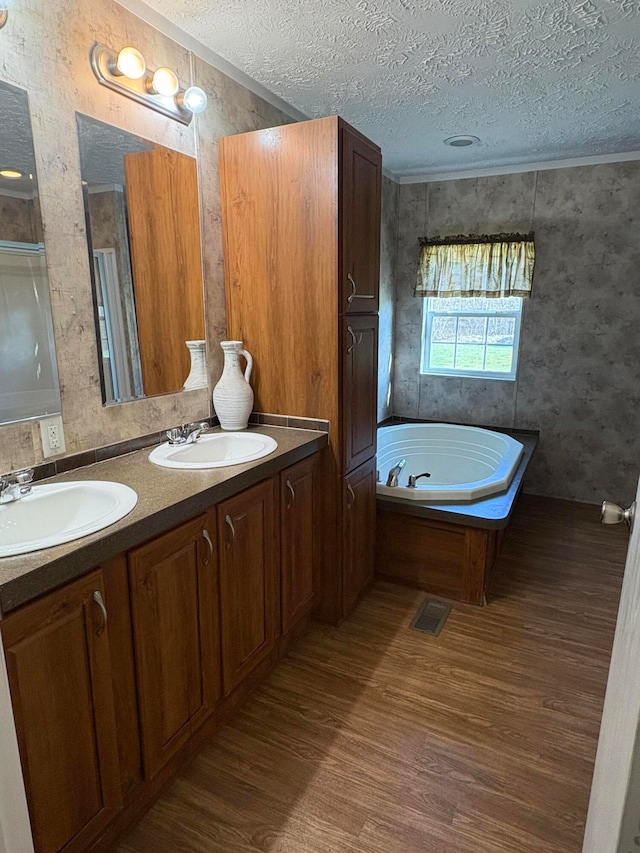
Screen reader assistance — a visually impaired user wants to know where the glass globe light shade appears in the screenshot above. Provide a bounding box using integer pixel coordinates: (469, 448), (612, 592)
(182, 86), (208, 114)
(152, 67), (179, 97)
(116, 47), (146, 80)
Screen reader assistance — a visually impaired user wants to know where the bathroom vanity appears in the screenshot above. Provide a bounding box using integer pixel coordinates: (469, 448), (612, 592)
(0, 425), (326, 853)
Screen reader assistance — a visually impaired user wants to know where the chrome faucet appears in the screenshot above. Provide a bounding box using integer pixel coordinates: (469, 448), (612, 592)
(0, 468), (34, 503)
(408, 472), (431, 488)
(166, 422), (210, 445)
(385, 458), (406, 487)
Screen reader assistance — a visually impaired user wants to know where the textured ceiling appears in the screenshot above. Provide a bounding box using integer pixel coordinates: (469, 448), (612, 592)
(140, 0), (640, 176)
(77, 114), (153, 187)
(0, 81), (38, 196)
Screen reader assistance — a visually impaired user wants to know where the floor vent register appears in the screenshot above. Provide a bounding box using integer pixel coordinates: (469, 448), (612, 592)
(410, 598), (451, 636)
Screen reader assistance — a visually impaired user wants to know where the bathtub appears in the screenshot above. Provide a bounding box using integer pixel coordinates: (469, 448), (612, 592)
(376, 423), (524, 502)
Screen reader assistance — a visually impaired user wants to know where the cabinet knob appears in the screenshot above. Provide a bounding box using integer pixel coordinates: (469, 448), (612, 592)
(92, 590), (108, 636)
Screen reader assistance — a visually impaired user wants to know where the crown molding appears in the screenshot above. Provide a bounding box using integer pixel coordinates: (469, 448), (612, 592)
(397, 150), (640, 183)
(115, 0), (308, 123)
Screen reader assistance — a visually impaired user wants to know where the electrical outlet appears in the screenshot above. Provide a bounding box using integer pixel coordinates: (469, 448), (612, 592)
(39, 415), (66, 458)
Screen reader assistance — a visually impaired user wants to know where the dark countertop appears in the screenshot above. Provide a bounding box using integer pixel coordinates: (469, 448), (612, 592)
(0, 425), (327, 616)
(376, 432), (538, 530)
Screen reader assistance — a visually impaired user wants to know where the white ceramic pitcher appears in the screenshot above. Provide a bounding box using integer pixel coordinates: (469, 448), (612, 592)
(212, 340), (254, 430)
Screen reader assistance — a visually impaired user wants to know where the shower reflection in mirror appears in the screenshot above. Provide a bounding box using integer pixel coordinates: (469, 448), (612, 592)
(77, 115), (148, 404)
(0, 80), (61, 425)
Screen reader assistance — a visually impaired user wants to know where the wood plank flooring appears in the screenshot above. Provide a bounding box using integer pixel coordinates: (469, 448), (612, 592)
(116, 495), (628, 853)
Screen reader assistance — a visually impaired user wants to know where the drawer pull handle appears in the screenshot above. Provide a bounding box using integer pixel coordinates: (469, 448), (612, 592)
(346, 483), (356, 510)
(225, 514), (236, 544)
(286, 479), (295, 509)
(346, 272), (375, 304)
(92, 590), (107, 636)
(202, 529), (214, 564)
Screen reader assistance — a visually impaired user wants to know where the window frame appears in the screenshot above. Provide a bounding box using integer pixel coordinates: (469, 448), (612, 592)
(420, 297), (523, 382)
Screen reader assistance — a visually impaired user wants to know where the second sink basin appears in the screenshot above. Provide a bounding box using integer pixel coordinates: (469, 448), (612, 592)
(148, 432), (278, 470)
(0, 481), (138, 558)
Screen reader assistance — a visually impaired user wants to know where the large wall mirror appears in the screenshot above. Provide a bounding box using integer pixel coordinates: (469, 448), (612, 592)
(76, 114), (205, 404)
(0, 81), (61, 425)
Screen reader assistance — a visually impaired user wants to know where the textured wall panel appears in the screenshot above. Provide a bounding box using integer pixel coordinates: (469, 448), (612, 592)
(393, 162), (640, 504)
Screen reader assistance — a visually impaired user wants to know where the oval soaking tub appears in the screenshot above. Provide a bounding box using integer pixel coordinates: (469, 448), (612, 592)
(376, 423), (524, 502)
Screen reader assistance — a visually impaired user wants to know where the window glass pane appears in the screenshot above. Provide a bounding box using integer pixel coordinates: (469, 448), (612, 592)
(431, 315), (457, 342)
(457, 316), (487, 344)
(485, 346), (513, 372)
(428, 296), (521, 313)
(430, 342), (455, 369)
(454, 345), (485, 370)
(487, 316), (515, 345)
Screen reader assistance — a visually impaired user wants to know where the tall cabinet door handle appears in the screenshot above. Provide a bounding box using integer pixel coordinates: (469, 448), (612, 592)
(92, 590), (108, 636)
(286, 479), (295, 509)
(202, 529), (214, 564)
(225, 514), (236, 545)
(346, 272), (375, 304)
(346, 484), (356, 510)
(347, 326), (357, 354)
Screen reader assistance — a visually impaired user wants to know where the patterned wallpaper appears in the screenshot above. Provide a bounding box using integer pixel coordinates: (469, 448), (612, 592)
(0, 0), (292, 473)
(393, 162), (640, 504)
(378, 175), (398, 422)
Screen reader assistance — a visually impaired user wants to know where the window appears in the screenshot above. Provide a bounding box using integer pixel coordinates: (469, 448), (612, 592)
(421, 296), (522, 381)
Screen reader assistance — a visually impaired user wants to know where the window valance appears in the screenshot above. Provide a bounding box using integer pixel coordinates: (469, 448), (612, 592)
(415, 232), (535, 299)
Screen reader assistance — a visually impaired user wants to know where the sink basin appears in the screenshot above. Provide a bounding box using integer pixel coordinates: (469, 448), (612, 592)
(149, 432), (278, 469)
(0, 481), (138, 558)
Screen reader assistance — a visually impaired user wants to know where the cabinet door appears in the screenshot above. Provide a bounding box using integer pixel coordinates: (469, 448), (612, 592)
(128, 514), (220, 779)
(343, 458), (377, 617)
(2, 570), (121, 853)
(218, 479), (279, 695)
(281, 456), (316, 633)
(340, 126), (381, 313)
(342, 314), (379, 473)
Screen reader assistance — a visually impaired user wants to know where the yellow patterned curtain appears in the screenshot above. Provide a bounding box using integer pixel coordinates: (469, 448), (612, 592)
(415, 232), (535, 298)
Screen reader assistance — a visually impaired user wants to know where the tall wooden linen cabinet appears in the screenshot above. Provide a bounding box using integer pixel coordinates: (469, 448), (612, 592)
(219, 116), (381, 623)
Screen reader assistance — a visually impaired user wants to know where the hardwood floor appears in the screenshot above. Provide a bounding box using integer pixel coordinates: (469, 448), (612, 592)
(116, 495), (627, 853)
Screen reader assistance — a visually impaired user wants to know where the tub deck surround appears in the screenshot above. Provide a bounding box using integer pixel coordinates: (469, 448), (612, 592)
(376, 431), (537, 606)
(0, 425), (327, 615)
(377, 432), (537, 530)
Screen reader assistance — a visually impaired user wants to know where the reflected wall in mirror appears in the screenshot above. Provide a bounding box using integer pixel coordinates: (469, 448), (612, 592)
(76, 114), (205, 404)
(0, 81), (61, 425)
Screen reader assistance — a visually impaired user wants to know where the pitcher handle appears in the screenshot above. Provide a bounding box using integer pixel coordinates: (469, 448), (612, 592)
(240, 349), (253, 383)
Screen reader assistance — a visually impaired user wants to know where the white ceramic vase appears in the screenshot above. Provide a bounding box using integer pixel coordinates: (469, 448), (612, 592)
(212, 340), (254, 430)
(183, 340), (207, 390)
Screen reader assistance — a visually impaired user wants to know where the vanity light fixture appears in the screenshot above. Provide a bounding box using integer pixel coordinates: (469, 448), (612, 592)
(0, 0), (10, 30)
(89, 42), (207, 125)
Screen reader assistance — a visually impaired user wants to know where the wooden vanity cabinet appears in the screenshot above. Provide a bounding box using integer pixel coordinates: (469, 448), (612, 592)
(343, 458), (377, 615)
(218, 478), (279, 696)
(220, 115), (381, 622)
(1, 570), (121, 853)
(280, 455), (317, 633)
(2, 453), (320, 852)
(128, 514), (220, 780)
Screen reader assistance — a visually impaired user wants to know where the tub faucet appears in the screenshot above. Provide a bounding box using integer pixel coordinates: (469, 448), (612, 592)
(385, 458), (406, 487)
(408, 472), (431, 488)
(166, 422), (210, 445)
(0, 468), (34, 503)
